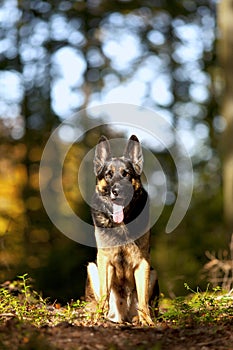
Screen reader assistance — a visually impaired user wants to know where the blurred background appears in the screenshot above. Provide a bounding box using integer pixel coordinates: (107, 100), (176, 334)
(0, 0), (232, 301)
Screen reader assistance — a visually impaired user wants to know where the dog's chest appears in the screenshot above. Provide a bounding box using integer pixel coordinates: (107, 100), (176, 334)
(111, 244), (141, 276)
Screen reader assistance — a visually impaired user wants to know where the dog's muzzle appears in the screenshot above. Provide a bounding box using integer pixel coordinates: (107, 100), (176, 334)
(110, 182), (134, 224)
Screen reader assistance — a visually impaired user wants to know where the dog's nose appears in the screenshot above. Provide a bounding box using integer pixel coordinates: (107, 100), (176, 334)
(111, 185), (119, 197)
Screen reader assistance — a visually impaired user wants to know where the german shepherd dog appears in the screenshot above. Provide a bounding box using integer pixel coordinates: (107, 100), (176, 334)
(85, 135), (159, 325)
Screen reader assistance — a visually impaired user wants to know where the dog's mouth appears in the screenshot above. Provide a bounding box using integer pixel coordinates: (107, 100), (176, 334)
(112, 203), (124, 224)
(110, 184), (134, 224)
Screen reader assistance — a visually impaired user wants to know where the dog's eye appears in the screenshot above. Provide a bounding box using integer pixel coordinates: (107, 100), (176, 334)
(105, 170), (113, 179)
(122, 170), (129, 178)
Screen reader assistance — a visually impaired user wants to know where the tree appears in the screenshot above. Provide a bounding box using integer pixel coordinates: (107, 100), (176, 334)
(0, 0), (225, 297)
(218, 0), (233, 231)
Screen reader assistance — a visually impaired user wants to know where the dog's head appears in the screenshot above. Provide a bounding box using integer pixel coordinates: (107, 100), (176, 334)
(93, 135), (143, 224)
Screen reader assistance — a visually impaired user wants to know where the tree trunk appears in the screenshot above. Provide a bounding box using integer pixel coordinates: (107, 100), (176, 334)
(218, 0), (233, 230)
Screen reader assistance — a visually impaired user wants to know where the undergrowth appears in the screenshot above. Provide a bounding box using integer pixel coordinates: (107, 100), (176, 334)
(160, 283), (233, 327)
(0, 274), (232, 328)
(0, 274), (87, 327)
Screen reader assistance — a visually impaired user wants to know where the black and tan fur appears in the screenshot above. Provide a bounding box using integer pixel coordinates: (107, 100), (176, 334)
(85, 135), (159, 325)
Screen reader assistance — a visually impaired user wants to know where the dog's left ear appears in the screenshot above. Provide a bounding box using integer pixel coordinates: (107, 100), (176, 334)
(124, 135), (143, 175)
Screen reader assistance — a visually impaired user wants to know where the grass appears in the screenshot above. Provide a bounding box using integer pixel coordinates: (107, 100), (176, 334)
(159, 283), (233, 327)
(0, 274), (87, 327)
(0, 274), (232, 328)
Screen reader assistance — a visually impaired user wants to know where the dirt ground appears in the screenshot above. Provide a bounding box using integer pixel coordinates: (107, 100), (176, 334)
(0, 319), (232, 350)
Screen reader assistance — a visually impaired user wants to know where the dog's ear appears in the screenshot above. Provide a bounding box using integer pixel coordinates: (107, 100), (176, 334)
(124, 135), (143, 175)
(93, 135), (111, 176)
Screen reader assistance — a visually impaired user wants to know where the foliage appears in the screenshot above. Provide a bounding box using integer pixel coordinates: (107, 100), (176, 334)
(203, 233), (233, 291)
(160, 283), (233, 327)
(0, 275), (232, 331)
(0, 274), (87, 327)
(0, 0), (228, 300)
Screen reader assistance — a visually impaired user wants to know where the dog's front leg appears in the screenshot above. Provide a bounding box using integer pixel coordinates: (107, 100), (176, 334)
(97, 251), (113, 315)
(134, 259), (154, 326)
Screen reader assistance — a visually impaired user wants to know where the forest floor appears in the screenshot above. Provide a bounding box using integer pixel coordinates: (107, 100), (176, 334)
(0, 276), (232, 350)
(0, 317), (232, 350)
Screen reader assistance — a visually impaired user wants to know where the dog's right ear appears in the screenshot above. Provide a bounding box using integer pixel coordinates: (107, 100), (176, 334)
(93, 136), (111, 176)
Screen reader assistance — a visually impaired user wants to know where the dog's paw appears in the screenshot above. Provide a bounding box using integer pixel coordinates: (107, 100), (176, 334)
(140, 316), (155, 327)
(132, 313), (154, 326)
(138, 312), (155, 327)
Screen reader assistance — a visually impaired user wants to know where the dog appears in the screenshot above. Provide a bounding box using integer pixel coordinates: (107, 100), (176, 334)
(85, 135), (159, 325)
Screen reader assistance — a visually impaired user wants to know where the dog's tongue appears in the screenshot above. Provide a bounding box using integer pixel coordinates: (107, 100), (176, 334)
(112, 203), (124, 223)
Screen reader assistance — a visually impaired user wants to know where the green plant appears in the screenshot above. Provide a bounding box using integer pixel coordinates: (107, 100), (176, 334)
(0, 274), (50, 326)
(160, 283), (233, 327)
(0, 275), (232, 329)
